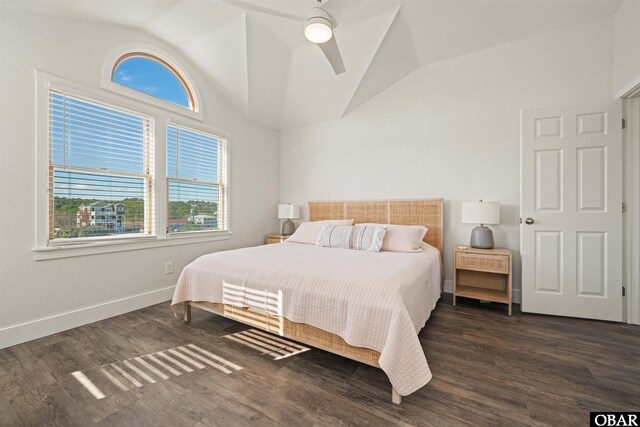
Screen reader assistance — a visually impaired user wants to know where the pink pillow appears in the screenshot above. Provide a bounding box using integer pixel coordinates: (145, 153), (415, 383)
(359, 224), (427, 252)
(286, 220), (354, 244)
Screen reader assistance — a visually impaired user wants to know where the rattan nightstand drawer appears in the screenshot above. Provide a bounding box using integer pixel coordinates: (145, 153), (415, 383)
(455, 252), (509, 274)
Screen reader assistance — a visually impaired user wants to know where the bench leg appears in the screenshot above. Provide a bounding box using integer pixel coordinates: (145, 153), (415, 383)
(184, 302), (191, 322)
(392, 387), (402, 405)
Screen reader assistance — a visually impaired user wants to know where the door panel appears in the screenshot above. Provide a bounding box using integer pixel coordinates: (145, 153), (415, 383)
(521, 101), (622, 321)
(534, 231), (563, 294)
(535, 149), (563, 212)
(577, 147), (606, 212)
(576, 232), (607, 297)
(535, 116), (563, 139)
(577, 112), (607, 136)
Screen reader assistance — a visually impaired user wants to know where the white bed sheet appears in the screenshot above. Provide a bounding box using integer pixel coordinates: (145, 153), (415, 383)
(171, 241), (443, 396)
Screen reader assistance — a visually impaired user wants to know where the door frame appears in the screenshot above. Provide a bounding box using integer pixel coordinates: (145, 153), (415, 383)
(623, 97), (640, 325)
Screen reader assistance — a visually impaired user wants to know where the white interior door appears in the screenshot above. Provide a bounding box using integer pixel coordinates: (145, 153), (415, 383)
(521, 101), (622, 321)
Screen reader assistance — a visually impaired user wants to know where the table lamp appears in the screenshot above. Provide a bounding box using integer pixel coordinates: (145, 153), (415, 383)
(278, 203), (300, 235)
(462, 201), (500, 249)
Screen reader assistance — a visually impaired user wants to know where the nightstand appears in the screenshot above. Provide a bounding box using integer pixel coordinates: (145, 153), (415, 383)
(453, 247), (513, 315)
(266, 234), (289, 244)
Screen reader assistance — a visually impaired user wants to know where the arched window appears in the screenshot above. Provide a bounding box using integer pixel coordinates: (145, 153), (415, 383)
(112, 53), (196, 110)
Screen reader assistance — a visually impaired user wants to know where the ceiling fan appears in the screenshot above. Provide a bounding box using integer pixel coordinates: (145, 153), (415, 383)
(302, 0), (346, 74)
(217, 0), (356, 75)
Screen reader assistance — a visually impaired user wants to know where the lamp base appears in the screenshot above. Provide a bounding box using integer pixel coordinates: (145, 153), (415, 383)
(470, 226), (494, 249)
(281, 219), (295, 235)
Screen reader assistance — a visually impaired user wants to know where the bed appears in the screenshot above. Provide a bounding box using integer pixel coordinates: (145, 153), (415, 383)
(171, 199), (444, 404)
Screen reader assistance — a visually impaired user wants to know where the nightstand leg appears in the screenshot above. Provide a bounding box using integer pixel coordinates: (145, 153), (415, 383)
(453, 270), (456, 306)
(508, 303), (512, 316)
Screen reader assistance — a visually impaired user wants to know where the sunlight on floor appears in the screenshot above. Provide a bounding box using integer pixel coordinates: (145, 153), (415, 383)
(70, 343), (242, 400)
(223, 328), (310, 360)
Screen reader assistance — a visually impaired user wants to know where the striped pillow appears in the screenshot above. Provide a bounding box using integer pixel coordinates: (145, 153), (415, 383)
(316, 225), (387, 252)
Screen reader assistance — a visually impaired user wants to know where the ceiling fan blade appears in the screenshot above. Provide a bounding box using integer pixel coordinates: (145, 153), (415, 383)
(213, 0), (303, 22)
(322, 0), (361, 27)
(317, 35), (346, 75)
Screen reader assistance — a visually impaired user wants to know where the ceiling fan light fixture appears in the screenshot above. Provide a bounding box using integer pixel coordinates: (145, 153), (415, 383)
(304, 7), (333, 44)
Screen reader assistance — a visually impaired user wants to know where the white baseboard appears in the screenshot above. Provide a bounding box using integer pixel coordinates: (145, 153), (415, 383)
(511, 288), (521, 305)
(0, 286), (175, 350)
(443, 279), (454, 293)
(0, 280), (523, 351)
(443, 279), (521, 304)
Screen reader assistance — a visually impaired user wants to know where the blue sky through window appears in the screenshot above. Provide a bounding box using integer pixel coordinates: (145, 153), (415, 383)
(113, 56), (190, 108)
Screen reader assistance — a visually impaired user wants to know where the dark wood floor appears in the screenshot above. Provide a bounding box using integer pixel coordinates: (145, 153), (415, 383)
(1, 295), (638, 427)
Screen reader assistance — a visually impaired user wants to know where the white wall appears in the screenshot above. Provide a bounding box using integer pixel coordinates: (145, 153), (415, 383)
(0, 8), (280, 348)
(280, 17), (615, 300)
(613, 0), (640, 97)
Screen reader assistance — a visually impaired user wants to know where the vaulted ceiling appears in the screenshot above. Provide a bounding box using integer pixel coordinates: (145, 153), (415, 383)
(5, 0), (622, 129)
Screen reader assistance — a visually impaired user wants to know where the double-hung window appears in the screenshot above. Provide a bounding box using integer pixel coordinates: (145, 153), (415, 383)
(49, 90), (154, 242)
(38, 51), (229, 256)
(166, 124), (227, 233)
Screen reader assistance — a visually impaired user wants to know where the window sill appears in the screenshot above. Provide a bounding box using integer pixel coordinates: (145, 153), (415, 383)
(33, 231), (232, 261)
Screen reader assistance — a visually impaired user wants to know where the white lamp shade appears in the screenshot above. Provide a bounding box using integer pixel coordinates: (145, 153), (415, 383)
(462, 202), (500, 225)
(278, 204), (300, 220)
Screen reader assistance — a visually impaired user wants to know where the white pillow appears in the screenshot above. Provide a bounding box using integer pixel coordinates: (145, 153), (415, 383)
(286, 219), (354, 244)
(358, 223), (427, 252)
(316, 224), (387, 252)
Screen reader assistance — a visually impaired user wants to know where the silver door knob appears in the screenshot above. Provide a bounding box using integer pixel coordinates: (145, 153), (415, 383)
(524, 217), (534, 225)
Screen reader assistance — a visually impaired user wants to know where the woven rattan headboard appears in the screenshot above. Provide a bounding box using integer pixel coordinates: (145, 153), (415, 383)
(308, 199), (444, 255)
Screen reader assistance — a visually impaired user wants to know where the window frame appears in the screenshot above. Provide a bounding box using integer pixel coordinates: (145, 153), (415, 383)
(101, 44), (203, 121)
(34, 71), (231, 261)
(48, 89), (156, 244)
(112, 52), (196, 111)
(165, 122), (228, 235)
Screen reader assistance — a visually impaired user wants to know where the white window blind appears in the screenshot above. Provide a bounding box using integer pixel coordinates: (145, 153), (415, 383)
(166, 124), (227, 233)
(49, 89), (154, 241)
